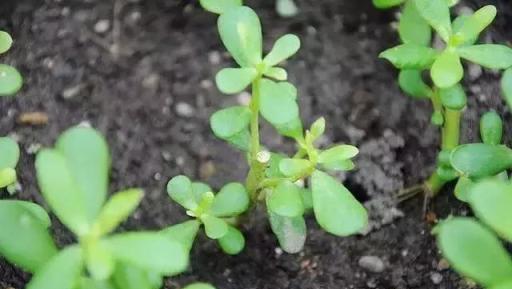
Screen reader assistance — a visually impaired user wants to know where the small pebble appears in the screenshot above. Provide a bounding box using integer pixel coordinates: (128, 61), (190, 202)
(62, 84), (84, 99)
(237, 91), (251, 106)
(94, 19), (110, 33)
(18, 112), (49, 126)
(175, 102), (195, 118)
(431, 272), (443, 285)
(358, 256), (385, 273)
(437, 259), (450, 271)
(208, 51), (221, 65)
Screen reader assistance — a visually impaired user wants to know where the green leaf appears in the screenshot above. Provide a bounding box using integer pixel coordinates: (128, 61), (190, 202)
(301, 188), (313, 211)
(311, 170), (367, 236)
(454, 176), (474, 202)
(210, 106), (251, 139)
(184, 283), (216, 289)
(372, 0), (405, 9)
(435, 218), (512, 287)
(263, 67), (287, 81)
(439, 84), (467, 110)
(0, 64), (22, 96)
(218, 225), (245, 255)
(414, 0), (452, 42)
(318, 145), (358, 164)
(106, 232), (188, 275)
(215, 67), (257, 94)
(480, 111), (503, 145)
(452, 15), (478, 46)
(431, 51), (463, 88)
(398, 70), (432, 99)
(112, 263), (161, 289)
(399, 1), (431, 46)
(0, 136), (19, 169)
(263, 34), (300, 67)
(276, 0), (299, 18)
(268, 210), (306, 253)
(78, 278), (116, 289)
(201, 214), (229, 239)
(26, 246), (83, 289)
(260, 79), (299, 125)
(86, 242), (114, 280)
(266, 153), (286, 178)
(192, 182), (213, 203)
(210, 182), (249, 217)
(267, 180), (304, 217)
(320, 159), (356, 172)
(55, 126), (110, 223)
(35, 149), (91, 236)
(275, 117), (304, 139)
(453, 5), (496, 46)
(93, 189), (143, 236)
(501, 68), (512, 110)
(279, 158), (312, 177)
(161, 220), (200, 253)
(0, 31), (13, 54)
(458, 44), (512, 69)
(450, 144), (512, 178)
(379, 44), (437, 70)
(199, 0), (242, 14)
(0, 168), (16, 188)
(218, 6), (262, 67)
(467, 180), (512, 242)
(309, 117), (325, 140)
(167, 175), (197, 210)
(0, 201), (57, 273)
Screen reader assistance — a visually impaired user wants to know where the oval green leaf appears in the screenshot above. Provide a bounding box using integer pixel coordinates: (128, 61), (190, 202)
(467, 180), (512, 242)
(199, 0), (242, 14)
(414, 0), (452, 42)
(218, 225), (245, 255)
(379, 44), (437, 70)
(0, 136), (19, 169)
(318, 145), (359, 164)
(0, 64), (22, 96)
(267, 180), (304, 217)
(279, 158), (311, 177)
(436, 218), (512, 287)
(431, 51), (463, 88)
(167, 175), (197, 210)
(480, 111), (503, 145)
(259, 79), (299, 125)
(93, 188), (143, 236)
(501, 68), (512, 110)
(0, 31), (13, 54)
(458, 44), (512, 69)
(268, 209), (306, 253)
(263, 34), (301, 67)
(210, 182), (249, 217)
(398, 69), (432, 99)
(106, 232), (188, 275)
(311, 170), (368, 236)
(215, 67), (257, 94)
(450, 144), (512, 178)
(210, 106), (251, 139)
(201, 214), (229, 239)
(453, 5), (496, 46)
(0, 200), (57, 273)
(218, 6), (262, 67)
(439, 84), (467, 110)
(399, 0), (431, 46)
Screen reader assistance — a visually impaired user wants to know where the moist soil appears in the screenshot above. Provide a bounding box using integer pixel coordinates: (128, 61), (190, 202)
(1, 0), (511, 288)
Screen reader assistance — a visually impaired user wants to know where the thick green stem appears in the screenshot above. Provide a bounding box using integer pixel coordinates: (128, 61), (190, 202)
(246, 77), (266, 201)
(425, 105), (462, 196)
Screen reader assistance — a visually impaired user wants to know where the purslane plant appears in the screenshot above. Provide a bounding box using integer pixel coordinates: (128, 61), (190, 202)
(0, 126), (190, 289)
(166, 0), (368, 254)
(435, 179), (512, 289)
(376, 0), (512, 196)
(0, 136), (20, 189)
(0, 30), (22, 96)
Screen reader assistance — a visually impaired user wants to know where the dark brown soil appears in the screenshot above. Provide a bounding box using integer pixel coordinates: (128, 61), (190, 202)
(1, 0), (511, 288)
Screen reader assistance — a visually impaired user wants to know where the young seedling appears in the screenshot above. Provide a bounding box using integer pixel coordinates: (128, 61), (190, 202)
(0, 30), (22, 96)
(0, 136), (20, 189)
(435, 179), (512, 289)
(165, 0), (368, 254)
(376, 0), (512, 197)
(0, 125), (189, 289)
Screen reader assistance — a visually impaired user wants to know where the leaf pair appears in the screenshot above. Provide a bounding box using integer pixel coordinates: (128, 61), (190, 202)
(0, 137), (20, 188)
(215, 6), (300, 94)
(0, 31), (22, 96)
(436, 179), (512, 288)
(167, 175), (249, 254)
(24, 126), (188, 289)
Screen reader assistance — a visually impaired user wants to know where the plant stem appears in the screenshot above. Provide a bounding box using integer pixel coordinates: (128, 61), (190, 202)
(424, 104), (462, 196)
(246, 76), (267, 201)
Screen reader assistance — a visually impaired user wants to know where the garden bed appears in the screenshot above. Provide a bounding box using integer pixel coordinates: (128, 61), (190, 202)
(0, 0), (511, 288)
